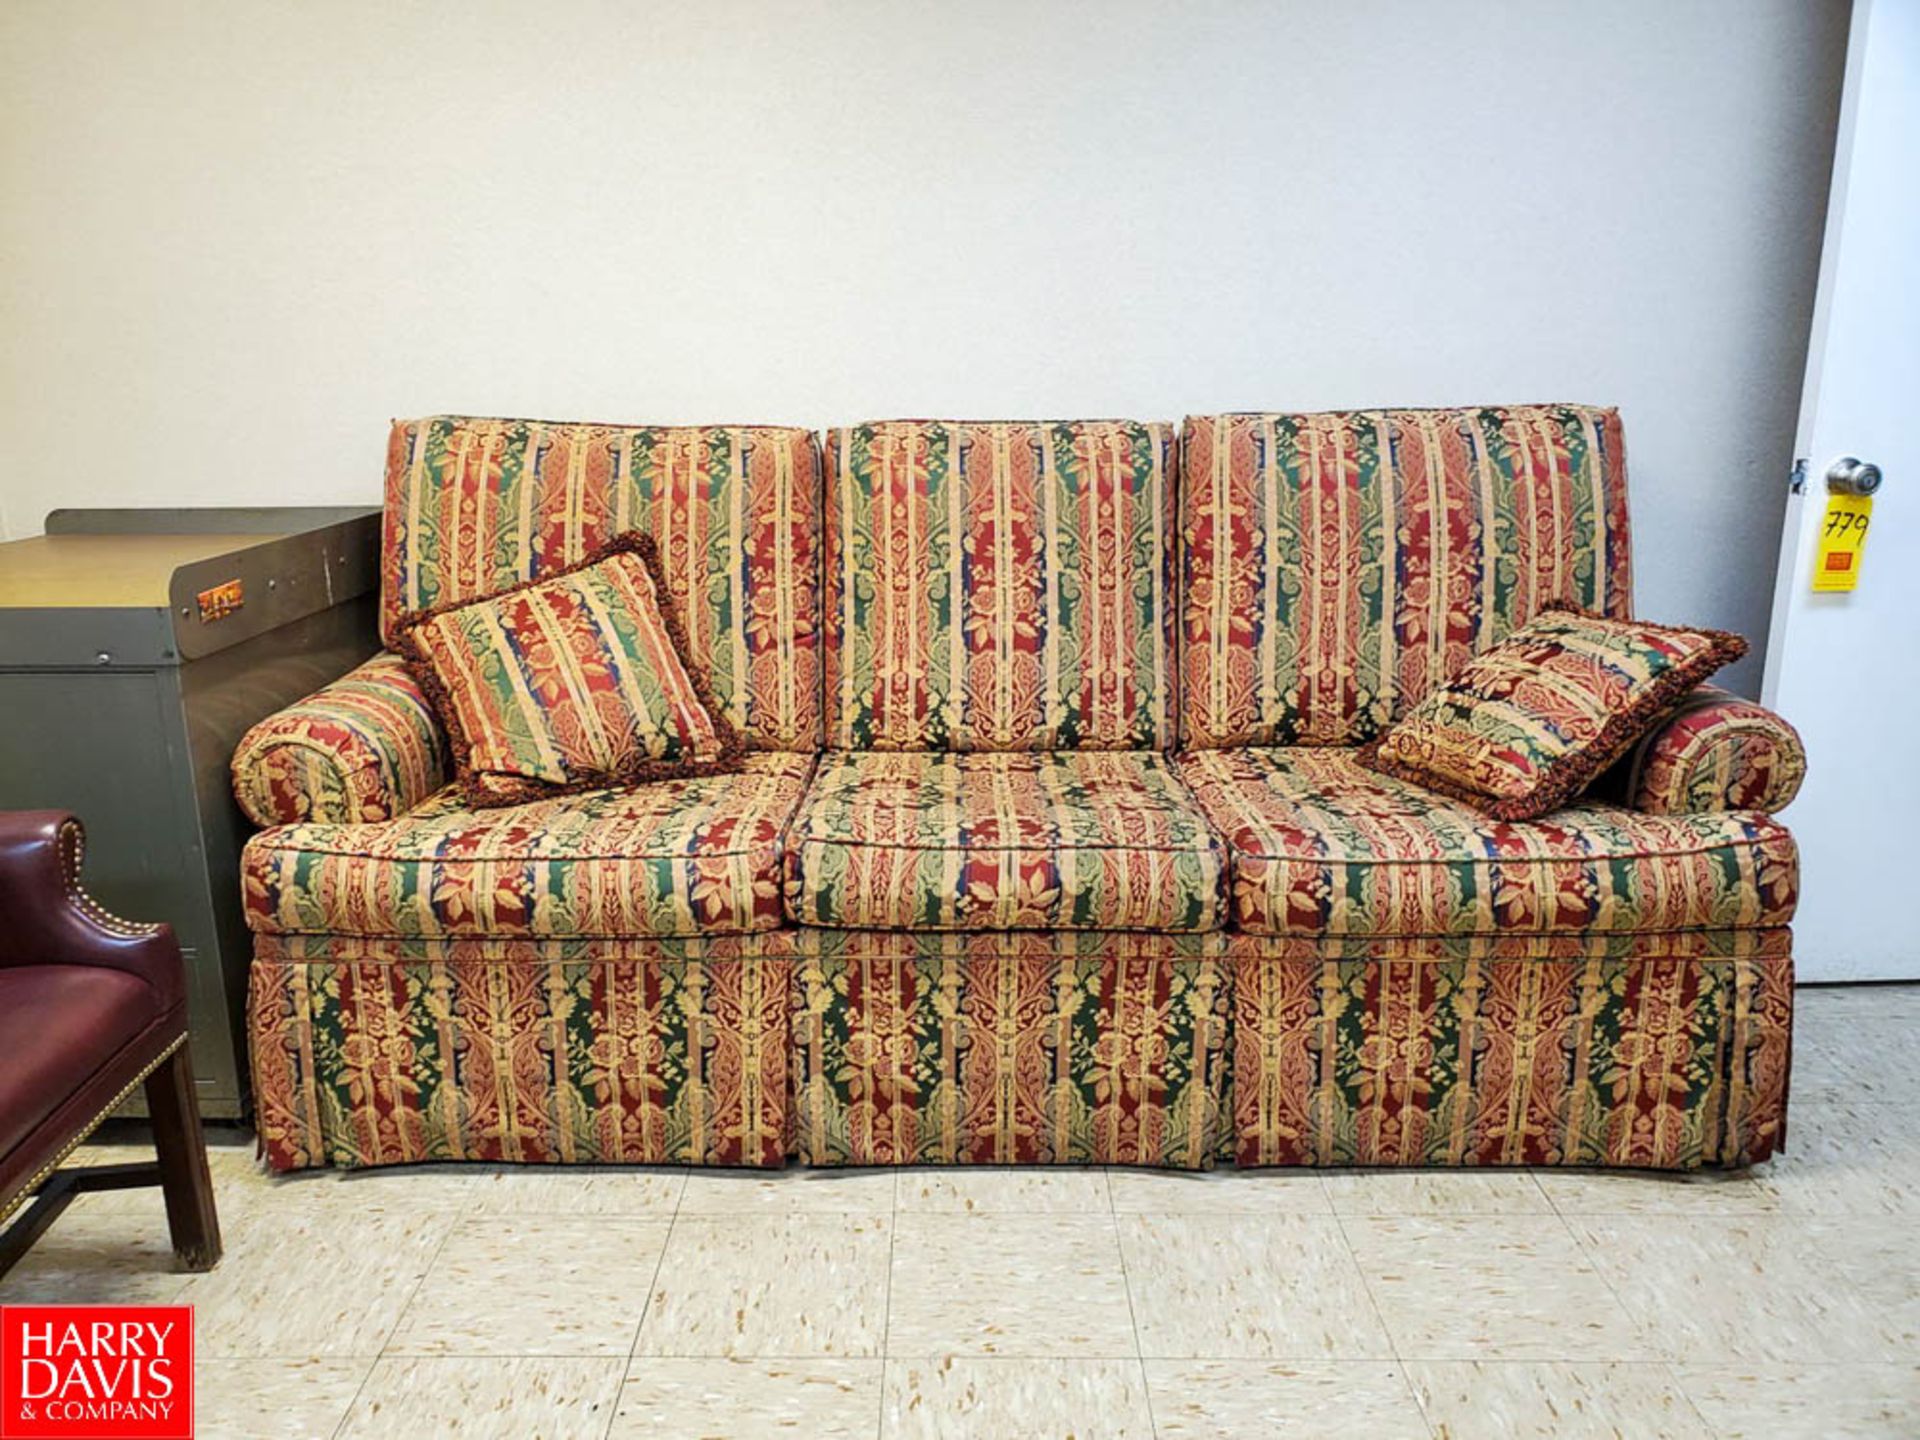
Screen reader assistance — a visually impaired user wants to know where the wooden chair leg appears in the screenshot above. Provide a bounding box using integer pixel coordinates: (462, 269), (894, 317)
(144, 1043), (221, 1270)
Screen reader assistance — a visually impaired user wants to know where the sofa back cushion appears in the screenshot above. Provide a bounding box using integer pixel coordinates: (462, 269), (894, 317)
(824, 419), (1176, 751)
(1180, 405), (1633, 749)
(381, 416), (823, 751)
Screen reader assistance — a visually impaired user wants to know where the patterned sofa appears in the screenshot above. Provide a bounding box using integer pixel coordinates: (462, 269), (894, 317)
(232, 407), (1802, 1173)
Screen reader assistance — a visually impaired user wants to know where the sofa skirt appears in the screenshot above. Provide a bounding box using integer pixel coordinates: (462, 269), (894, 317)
(246, 927), (1791, 1174)
(1224, 929), (1794, 1170)
(248, 935), (795, 1171)
(790, 932), (1231, 1169)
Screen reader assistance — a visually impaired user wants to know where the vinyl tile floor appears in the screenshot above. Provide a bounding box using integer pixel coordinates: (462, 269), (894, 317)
(5, 982), (1917, 1439)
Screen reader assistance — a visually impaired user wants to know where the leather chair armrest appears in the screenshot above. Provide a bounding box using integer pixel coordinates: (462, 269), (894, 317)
(0, 811), (185, 1012)
(230, 653), (447, 828)
(1609, 687), (1807, 815)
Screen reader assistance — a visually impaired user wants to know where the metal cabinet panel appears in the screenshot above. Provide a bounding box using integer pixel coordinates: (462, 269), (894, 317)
(0, 508), (381, 1117)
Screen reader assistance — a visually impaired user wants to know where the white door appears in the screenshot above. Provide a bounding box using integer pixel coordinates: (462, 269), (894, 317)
(1763, 0), (1920, 981)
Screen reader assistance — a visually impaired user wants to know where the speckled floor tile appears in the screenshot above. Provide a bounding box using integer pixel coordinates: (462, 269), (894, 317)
(883, 1357), (1153, 1439)
(61, 1138), (269, 1225)
(1758, 1095), (1920, 1217)
(184, 1357), (370, 1440)
(887, 1214), (1135, 1357)
(0, 1202), (194, 1305)
(386, 1217), (670, 1355)
(1671, 1362), (1920, 1438)
(179, 1208), (451, 1357)
(1796, 985), (1918, 1023)
(462, 1164), (686, 1216)
(1403, 1360), (1712, 1438)
(1321, 1169), (1552, 1216)
(1118, 1214), (1392, 1359)
(1794, 987), (1920, 1046)
(612, 1358), (882, 1438)
(635, 1214), (892, 1357)
(1343, 1216), (1652, 1361)
(338, 1356), (623, 1439)
(1145, 1360), (1428, 1439)
(1107, 1168), (1332, 1214)
(1570, 1215), (1920, 1363)
(1536, 1165), (1782, 1216)
(269, 1168), (480, 1216)
(896, 1166), (1110, 1214)
(678, 1167), (897, 1214)
(1788, 1013), (1920, 1103)
(303, 1163), (685, 1218)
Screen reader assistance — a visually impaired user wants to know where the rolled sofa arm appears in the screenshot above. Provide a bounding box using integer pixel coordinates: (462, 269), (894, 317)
(1613, 687), (1806, 815)
(231, 653), (447, 827)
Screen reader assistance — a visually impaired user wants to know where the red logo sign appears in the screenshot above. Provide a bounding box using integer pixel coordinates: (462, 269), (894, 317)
(1, 1307), (192, 1439)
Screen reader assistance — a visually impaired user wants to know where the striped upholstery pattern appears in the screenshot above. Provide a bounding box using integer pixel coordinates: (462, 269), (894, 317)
(1178, 747), (1798, 937)
(231, 654), (447, 827)
(824, 419), (1176, 751)
(792, 930), (1229, 1168)
(244, 926), (1791, 1173)
(1180, 406), (1633, 749)
(1225, 929), (1793, 1168)
(786, 751), (1225, 932)
(381, 416), (823, 750)
(243, 753), (814, 940)
(1612, 687), (1808, 815)
(396, 536), (736, 807)
(1359, 607), (1746, 820)
(250, 933), (793, 1169)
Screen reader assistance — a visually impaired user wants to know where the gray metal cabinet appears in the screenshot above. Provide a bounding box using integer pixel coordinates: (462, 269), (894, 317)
(0, 507), (383, 1117)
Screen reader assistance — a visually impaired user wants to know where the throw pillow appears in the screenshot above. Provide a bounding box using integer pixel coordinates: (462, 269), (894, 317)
(1358, 604), (1747, 820)
(395, 532), (740, 807)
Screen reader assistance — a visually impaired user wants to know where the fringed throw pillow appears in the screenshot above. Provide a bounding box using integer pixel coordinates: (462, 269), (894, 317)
(395, 533), (740, 808)
(1359, 605), (1747, 820)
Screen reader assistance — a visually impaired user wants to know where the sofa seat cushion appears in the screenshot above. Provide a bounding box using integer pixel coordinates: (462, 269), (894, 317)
(1177, 747), (1797, 937)
(244, 752), (815, 940)
(786, 751), (1226, 932)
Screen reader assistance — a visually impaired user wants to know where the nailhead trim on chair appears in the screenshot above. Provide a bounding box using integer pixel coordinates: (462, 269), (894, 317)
(0, 1033), (186, 1226)
(58, 820), (163, 938)
(2, 818), (177, 1225)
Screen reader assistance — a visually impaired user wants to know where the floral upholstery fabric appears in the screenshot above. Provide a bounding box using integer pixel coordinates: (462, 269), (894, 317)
(381, 416), (823, 750)
(1177, 747), (1797, 937)
(247, 927), (1791, 1174)
(1180, 406), (1633, 749)
(786, 751), (1225, 932)
(236, 405), (1800, 1178)
(243, 753), (815, 940)
(396, 535), (739, 808)
(823, 420), (1176, 751)
(231, 654), (448, 827)
(250, 933), (792, 1169)
(792, 931), (1228, 1168)
(1359, 607), (1746, 820)
(1226, 928), (1792, 1168)
(1607, 687), (1807, 815)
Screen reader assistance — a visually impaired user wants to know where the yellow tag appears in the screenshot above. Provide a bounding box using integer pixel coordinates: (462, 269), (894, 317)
(1812, 493), (1872, 592)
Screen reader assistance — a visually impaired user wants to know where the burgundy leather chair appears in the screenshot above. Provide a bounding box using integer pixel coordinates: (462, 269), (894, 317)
(0, 811), (220, 1276)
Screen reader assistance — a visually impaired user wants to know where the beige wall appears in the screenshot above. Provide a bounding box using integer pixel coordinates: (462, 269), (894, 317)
(0, 1), (1847, 686)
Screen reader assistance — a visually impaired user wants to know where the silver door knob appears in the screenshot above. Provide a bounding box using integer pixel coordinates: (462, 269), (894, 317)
(1827, 457), (1883, 496)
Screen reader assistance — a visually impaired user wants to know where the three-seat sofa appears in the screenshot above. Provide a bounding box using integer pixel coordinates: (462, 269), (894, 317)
(231, 407), (1803, 1174)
